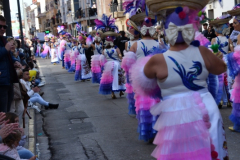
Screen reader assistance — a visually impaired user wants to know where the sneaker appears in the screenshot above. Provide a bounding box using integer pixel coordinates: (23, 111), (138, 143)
(38, 82), (45, 87)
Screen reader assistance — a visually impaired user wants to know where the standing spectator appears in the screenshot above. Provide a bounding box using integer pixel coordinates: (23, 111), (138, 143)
(207, 26), (217, 42)
(116, 31), (129, 56)
(0, 15), (20, 112)
(202, 23), (208, 38)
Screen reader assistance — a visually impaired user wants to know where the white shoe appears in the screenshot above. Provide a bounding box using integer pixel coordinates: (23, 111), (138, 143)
(38, 82), (45, 87)
(28, 101), (41, 112)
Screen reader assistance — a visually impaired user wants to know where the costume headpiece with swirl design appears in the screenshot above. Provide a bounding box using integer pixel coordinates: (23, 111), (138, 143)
(94, 14), (119, 38)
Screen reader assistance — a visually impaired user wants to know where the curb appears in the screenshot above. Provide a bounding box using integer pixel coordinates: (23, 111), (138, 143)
(28, 109), (36, 154)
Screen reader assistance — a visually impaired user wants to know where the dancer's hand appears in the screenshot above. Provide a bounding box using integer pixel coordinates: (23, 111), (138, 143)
(216, 51), (223, 59)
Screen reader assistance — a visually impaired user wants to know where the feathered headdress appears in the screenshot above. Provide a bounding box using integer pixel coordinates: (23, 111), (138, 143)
(57, 26), (65, 33)
(123, 0), (146, 18)
(86, 35), (93, 46)
(94, 14), (118, 33)
(76, 23), (82, 32)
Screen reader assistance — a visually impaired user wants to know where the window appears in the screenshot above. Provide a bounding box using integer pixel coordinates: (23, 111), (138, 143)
(208, 9), (214, 20)
(235, 0), (240, 5)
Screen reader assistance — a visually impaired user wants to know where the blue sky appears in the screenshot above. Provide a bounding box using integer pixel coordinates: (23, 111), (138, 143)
(10, 0), (32, 21)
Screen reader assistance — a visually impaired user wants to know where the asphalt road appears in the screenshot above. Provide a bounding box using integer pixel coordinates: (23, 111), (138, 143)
(36, 58), (239, 160)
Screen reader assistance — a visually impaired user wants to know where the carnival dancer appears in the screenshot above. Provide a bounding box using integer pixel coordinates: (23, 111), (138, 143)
(90, 33), (103, 83)
(75, 35), (92, 81)
(95, 14), (126, 98)
(132, 3), (228, 159)
(50, 36), (59, 65)
(64, 33), (72, 70)
(226, 5), (240, 132)
(59, 32), (67, 69)
(68, 38), (79, 72)
(35, 39), (41, 57)
(122, 19), (141, 116)
(210, 17), (231, 108)
(125, 20), (141, 52)
(41, 35), (51, 59)
(122, 0), (162, 141)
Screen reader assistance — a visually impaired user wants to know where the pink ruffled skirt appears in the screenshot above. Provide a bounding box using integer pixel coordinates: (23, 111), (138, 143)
(150, 89), (228, 160)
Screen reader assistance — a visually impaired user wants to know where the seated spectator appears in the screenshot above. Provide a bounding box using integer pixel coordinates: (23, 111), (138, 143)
(27, 62), (45, 87)
(20, 69), (58, 110)
(0, 112), (19, 142)
(0, 129), (36, 160)
(3, 112), (38, 160)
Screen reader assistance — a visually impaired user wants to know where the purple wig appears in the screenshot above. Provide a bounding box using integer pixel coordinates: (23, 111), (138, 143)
(164, 7), (190, 44)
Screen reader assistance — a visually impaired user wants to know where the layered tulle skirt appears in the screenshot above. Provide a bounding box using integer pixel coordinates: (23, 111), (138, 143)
(64, 49), (71, 70)
(227, 49), (240, 131)
(58, 46), (62, 60)
(150, 90), (228, 160)
(41, 45), (50, 58)
(50, 49), (59, 63)
(122, 51), (137, 115)
(35, 46), (41, 57)
(99, 60), (126, 95)
(75, 54), (92, 81)
(68, 53), (77, 73)
(91, 55), (102, 83)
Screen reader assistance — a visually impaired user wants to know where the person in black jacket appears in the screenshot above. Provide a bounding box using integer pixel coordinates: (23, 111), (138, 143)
(116, 31), (129, 56)
(0, 15), (21, 112)
(202, 23), (208, 38)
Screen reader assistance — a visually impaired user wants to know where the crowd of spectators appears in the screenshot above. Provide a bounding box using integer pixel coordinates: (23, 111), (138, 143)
(0, 15), (59, 159)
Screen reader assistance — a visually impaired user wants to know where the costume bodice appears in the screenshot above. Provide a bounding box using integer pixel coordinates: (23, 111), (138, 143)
(78, 44), (85, 54)
(66, 42), (72, 50)
(51, 42), (58, 49)
(127, 40), (138, 51)
(94, 43), (102, 55)
(104, 47), (119, 61)
(37, 43), (41, 47)
(230, 30), (240, 47)
(157, 45), (209, 98)
(136, 39), (159, 59)
(215, 36), (229, 54)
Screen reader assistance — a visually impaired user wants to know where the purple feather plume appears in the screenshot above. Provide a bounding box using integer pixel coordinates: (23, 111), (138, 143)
(94, 14), (118, 32)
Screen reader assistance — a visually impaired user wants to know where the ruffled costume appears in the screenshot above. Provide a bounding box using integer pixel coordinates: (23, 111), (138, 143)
(68, 46), (78, 72)
(75, 44), (92, 81)
(99, 47), (126, 94)
(60, 40), (67, 68)
(132, 45), (228, 159)
(227, 45), (240, 132)
(91, 44), (103, 83)
(122, 51), (137, 115)
(50, 42), (59, 64)
(64, 42), (72, 70)
(41, 42), (51, 58)
(130, 56), (161, 141)
(35, 43), (41, 57)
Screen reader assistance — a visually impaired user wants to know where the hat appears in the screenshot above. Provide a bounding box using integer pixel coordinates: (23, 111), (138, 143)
(94, 14), (119, 39)
(228, 4), (240, 16)
(146, 0), (210, 14)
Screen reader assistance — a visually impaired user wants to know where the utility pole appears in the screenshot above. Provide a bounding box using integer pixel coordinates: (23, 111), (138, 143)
(2, 0), (12, 36)
(17, 0), (24, 48)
